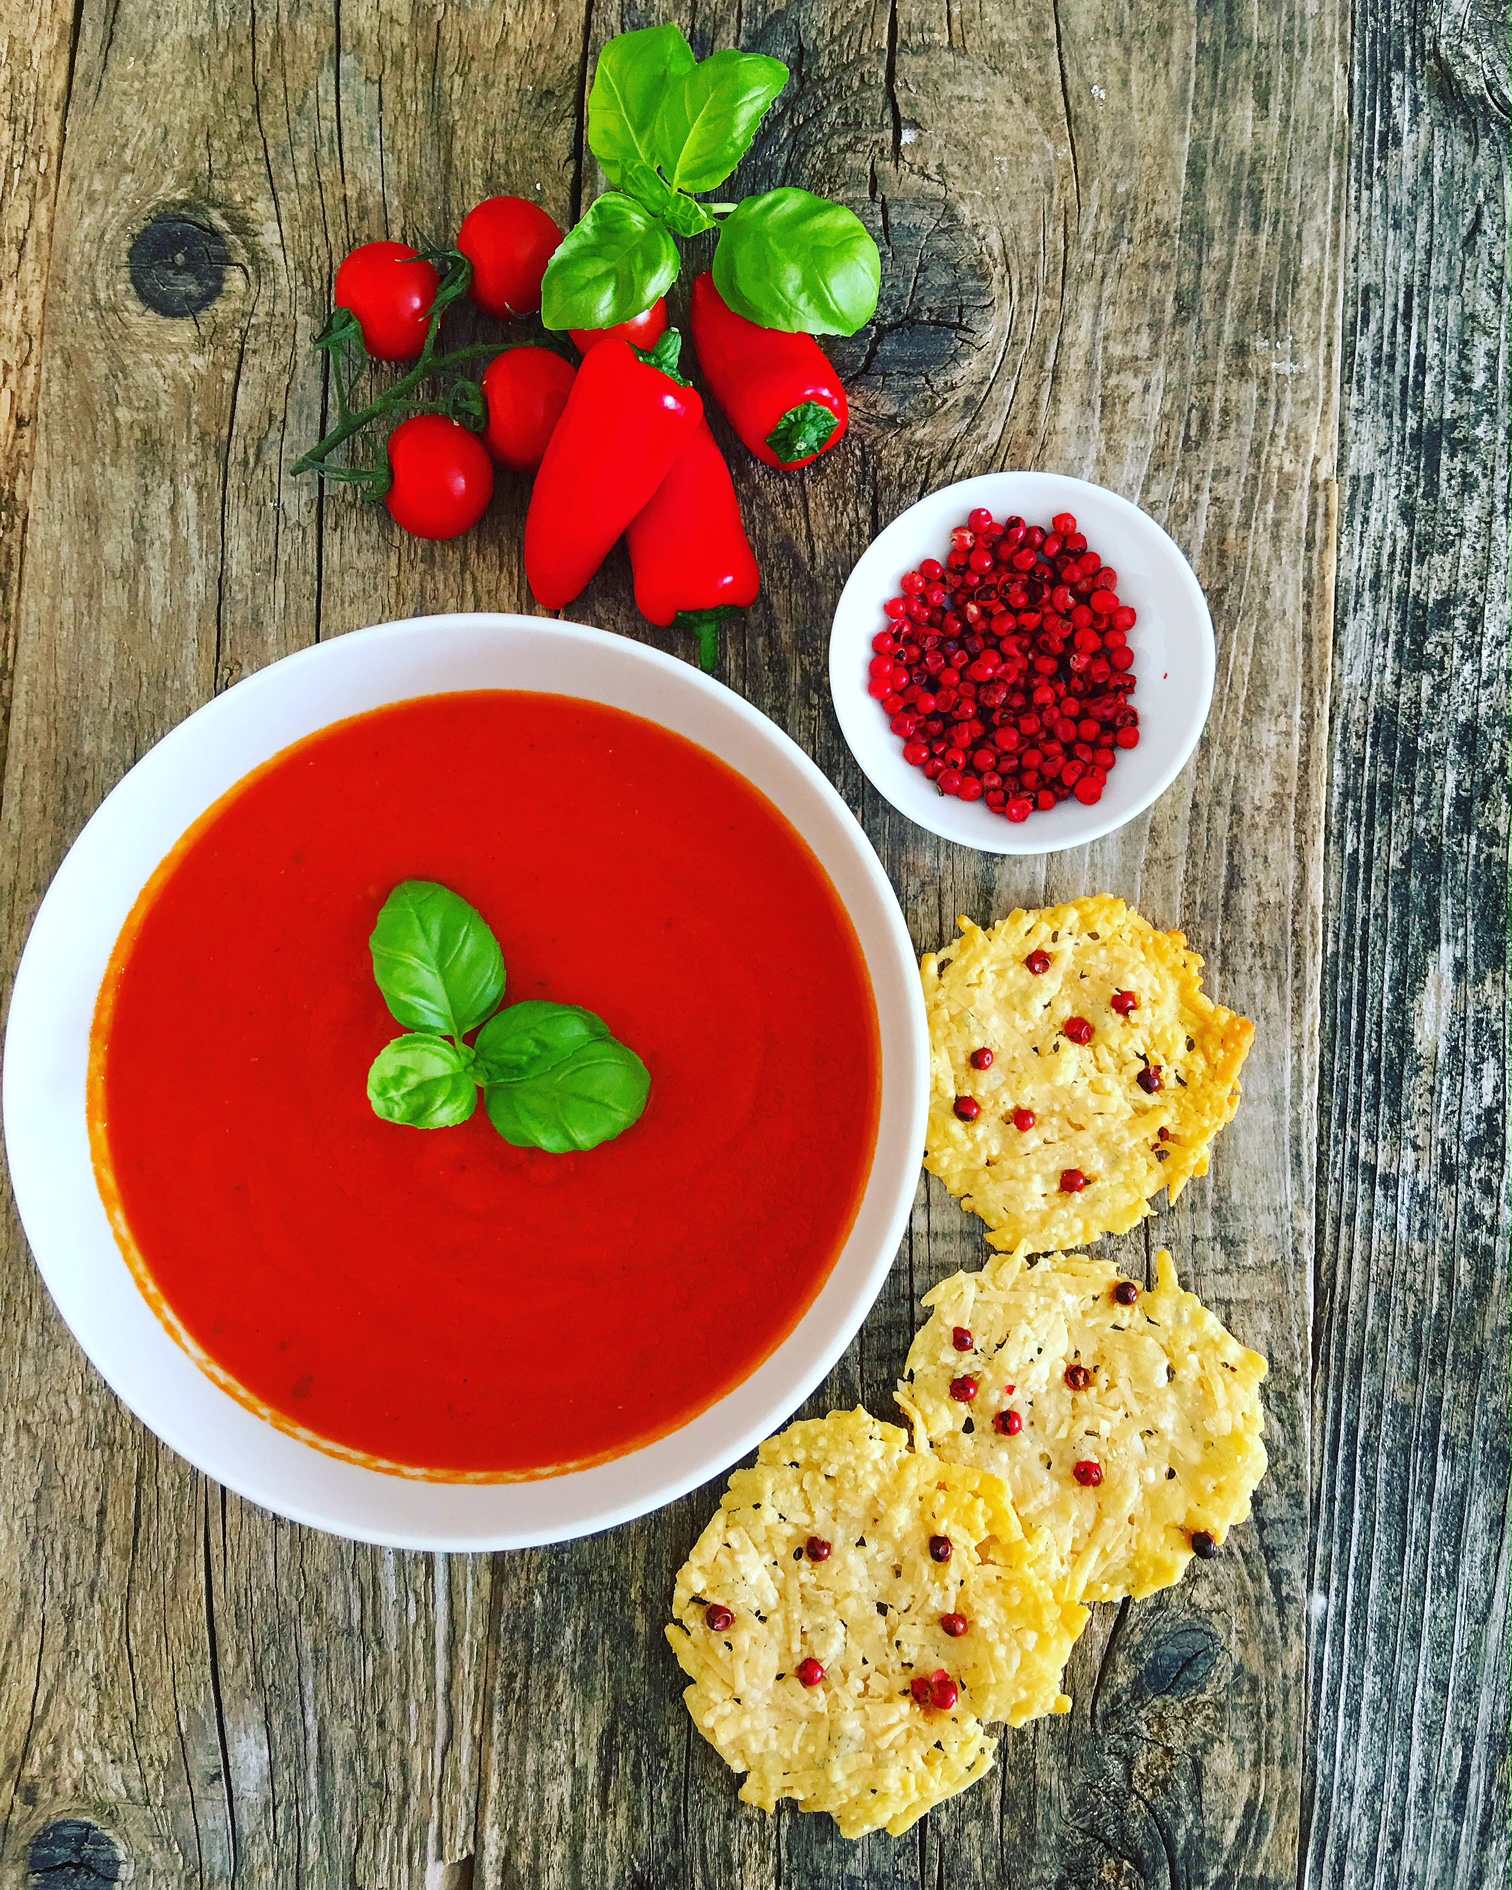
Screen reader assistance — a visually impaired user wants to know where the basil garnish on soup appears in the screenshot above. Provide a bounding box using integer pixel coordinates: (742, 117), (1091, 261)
(475, 1001), (652, 1153)
(365, 881), (650, 1151)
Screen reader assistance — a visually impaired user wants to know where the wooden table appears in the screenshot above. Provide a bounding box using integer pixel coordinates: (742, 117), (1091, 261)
(0, 3), (1505, 1885)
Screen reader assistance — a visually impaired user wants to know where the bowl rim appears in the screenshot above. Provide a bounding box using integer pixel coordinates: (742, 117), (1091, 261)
(2, 613), (929, 1550)
(828, 470), (1216, 854)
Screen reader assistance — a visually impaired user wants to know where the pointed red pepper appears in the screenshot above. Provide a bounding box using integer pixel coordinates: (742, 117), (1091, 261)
(626, 417), (759, 671)
(524, 332), (702, 609)
(690, 273), (848, 470)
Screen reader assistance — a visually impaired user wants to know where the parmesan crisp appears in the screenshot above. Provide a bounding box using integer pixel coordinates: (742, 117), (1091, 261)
(898, 1246), (1268, 1603)
(922, 896), (1254, 1252)
(666, 1409), (1087, 1838)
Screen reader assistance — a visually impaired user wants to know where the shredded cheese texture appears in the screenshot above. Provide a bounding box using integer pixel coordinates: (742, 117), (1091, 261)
(666, 1409), (1087, 1838)
(922, 896), (1255, 1253)
(897, 1246), (1268, 1603)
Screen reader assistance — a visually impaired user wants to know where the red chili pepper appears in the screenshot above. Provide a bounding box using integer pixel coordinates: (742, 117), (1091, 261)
(524, 332), (702, 609)
(626, 419), (759, 671)
(690, 273), (848, 471)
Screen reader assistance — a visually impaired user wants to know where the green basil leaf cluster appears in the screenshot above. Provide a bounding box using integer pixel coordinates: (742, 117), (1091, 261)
(541, 24), (879, 339)
(366, 881), (650, 1154)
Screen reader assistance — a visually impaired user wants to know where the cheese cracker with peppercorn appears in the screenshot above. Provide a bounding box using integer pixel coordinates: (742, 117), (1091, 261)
(896, 1246), (1268, 1604)
(666, 1408), (1087, 1839)
(922, 896), (1254, 1254)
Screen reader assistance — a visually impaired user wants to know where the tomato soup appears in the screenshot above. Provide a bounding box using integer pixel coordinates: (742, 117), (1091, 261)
(90, 692), (881, 1478)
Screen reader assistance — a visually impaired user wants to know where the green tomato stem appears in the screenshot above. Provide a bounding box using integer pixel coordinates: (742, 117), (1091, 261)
(291, 344), (505, 475)
(296, 251), (502, 477)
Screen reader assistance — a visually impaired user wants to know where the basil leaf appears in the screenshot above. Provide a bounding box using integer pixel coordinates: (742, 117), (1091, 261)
(614, 159), (681, 223)
(477, 1001), (651, 1153)
(662, 196), (718, 238)
(713, 188), (881, 335)
(368, 1033), (478, 1129)
(587, 24), (697, 189)
(370, 881), (505, 1037)
(540, 192), (681, 331)
(653, 50), (789, 195)
(474, 999), (608, 1081)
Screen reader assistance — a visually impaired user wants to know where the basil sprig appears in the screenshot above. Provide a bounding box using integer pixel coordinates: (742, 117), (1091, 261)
(366, 882), (650, 1153)
(541, 24), (880, 339)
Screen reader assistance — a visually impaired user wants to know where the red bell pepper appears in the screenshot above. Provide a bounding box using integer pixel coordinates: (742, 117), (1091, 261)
(626, 418), (760, 671)
(690, 273), (849, 470)
(524, 332), (702, 609)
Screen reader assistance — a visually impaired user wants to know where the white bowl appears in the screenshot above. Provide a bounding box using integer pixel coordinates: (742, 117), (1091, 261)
(2, 614), (928, 1550)
(829, 472), (1215, 853)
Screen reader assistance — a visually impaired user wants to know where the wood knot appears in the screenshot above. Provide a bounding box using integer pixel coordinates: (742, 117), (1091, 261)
(827, 190), (995, 425)
(129, 211), (229, 317)
(1138, 1621), (1225, 1700)
(1436, 0), (1512, 125)
(27, 1819), (123, 1886)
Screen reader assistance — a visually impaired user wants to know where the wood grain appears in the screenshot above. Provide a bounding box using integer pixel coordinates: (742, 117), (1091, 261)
(1303, 0), (1510, 1884)
(6, 0), (1491, 1883)
(0, 0), (77, 790)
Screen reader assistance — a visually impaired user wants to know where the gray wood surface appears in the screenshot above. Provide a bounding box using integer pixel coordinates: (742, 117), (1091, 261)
(1304, 1), (1510, 1886)
(0, 1), (1502, 1887)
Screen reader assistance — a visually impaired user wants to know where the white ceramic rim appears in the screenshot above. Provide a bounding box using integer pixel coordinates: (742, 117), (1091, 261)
(2, 614), (928, 1550)
(828, 471), (1216, 854)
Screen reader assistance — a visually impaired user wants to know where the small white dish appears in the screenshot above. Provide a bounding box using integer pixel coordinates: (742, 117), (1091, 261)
(2, 614), (928, 1551)
(829, 471), (1215, 853)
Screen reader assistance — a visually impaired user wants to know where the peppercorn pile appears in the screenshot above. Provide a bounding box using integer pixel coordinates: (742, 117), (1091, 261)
(869, 507), (1140, 820)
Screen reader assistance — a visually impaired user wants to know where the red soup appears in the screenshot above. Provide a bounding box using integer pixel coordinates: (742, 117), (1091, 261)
(90, 692), (881, 1478)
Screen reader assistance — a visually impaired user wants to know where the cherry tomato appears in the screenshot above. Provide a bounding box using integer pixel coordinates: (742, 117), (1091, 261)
(333, 242), (440, 362)
(570, 298), (669, 357)
(481, 348), (577, 473)
(457, 196), (562, 320)
(385, 415), (494, 539)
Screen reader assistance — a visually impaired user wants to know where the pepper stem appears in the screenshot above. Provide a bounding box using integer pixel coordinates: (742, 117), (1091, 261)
(674, 607), (739, 673)
(632, 328), (689, 386)
(766, 400), (840, 467)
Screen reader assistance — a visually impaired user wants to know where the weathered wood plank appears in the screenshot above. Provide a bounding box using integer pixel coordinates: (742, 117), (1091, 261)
(0, 0), (76, 783)
(1, 0), (1348, 1884)
(0, 0), (515, 1881)
(1303, 0), (1511, 1883)
(468, 2), (1343, 1886)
